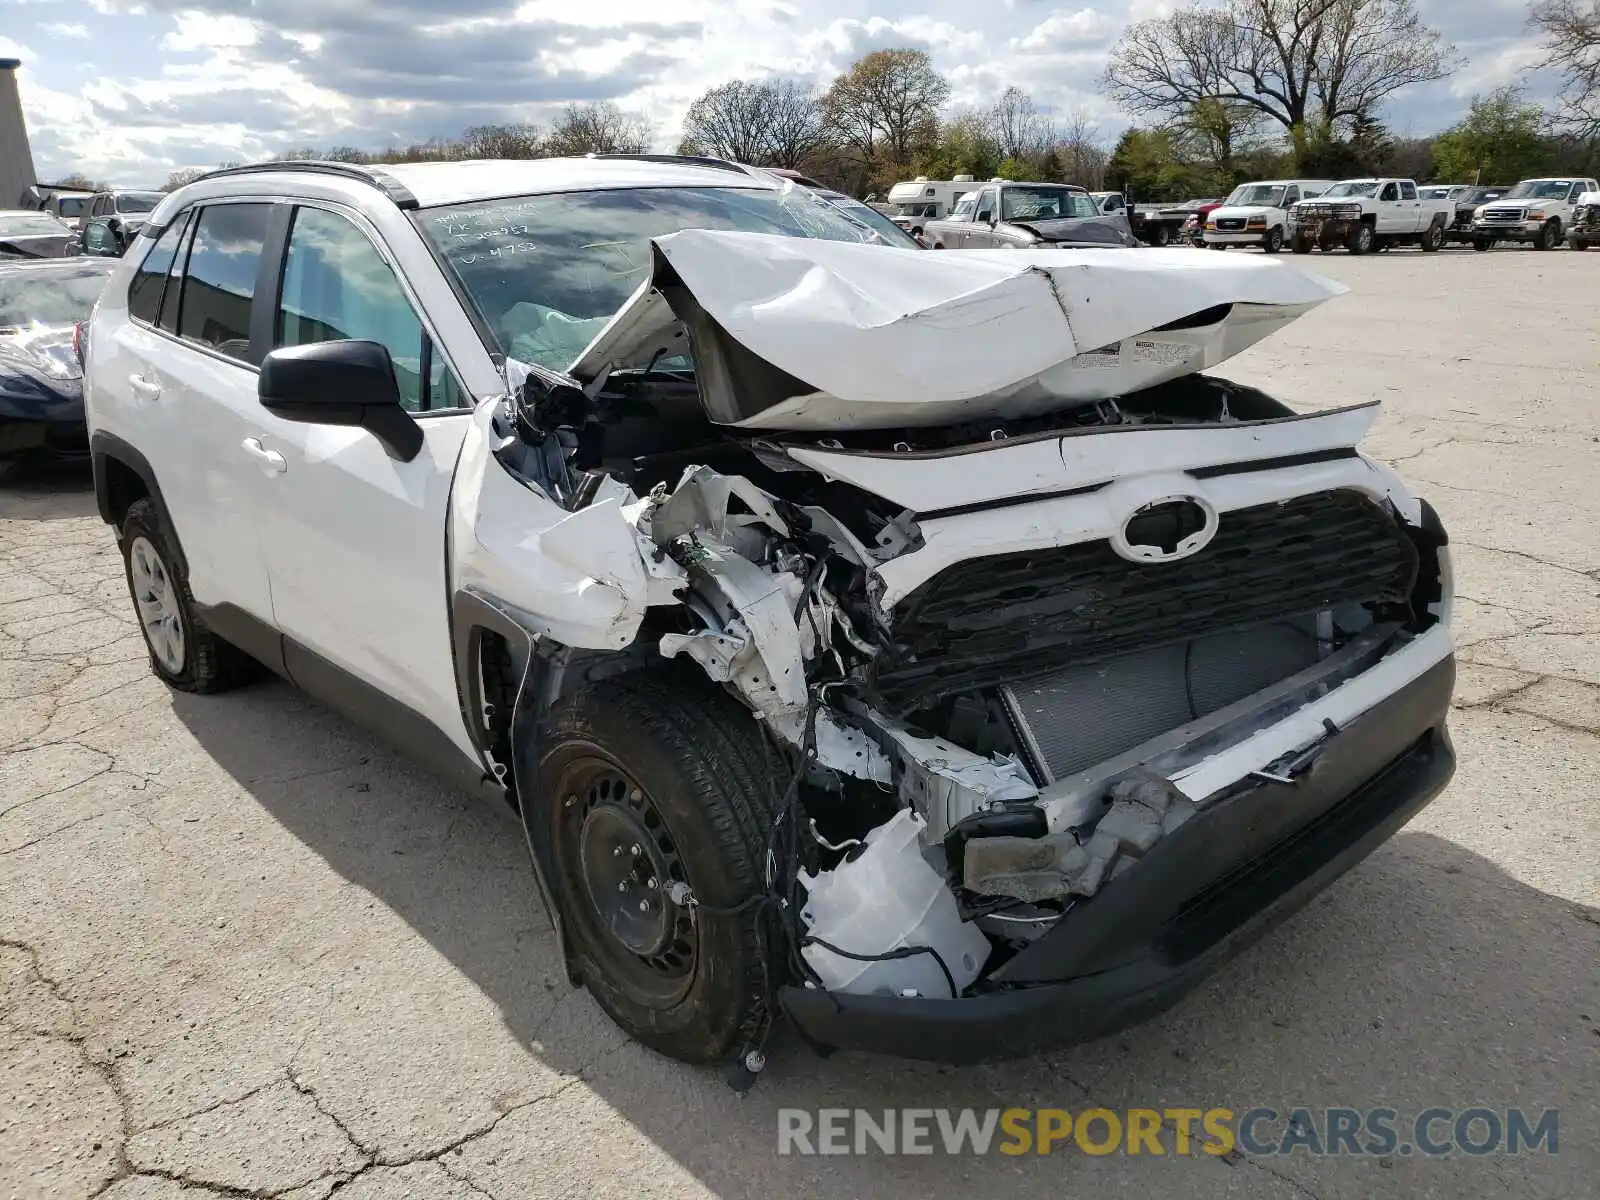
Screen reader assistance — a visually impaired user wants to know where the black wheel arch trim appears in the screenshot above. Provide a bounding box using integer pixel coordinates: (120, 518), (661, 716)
(90, 430), (187, 577)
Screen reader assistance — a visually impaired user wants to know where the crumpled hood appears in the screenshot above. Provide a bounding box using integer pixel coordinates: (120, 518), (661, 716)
(1008, 215), (1135, 246)
(0, 324), (79, 380)
(569, 229), (1345, 432)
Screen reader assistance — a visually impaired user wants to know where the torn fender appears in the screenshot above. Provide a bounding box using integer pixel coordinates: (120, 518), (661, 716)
(569, 229), (1346, 431)
(450, 401), (685, 650)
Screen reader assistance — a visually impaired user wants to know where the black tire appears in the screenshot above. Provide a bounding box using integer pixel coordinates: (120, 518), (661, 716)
(1473, 238), (1492, 251)
(1150, 224), (1172, 247)
(1570, 237), (1588, 251)
(1346, 223), (1374, 255)
(536, 671), (779, 1065)
(1533, 219), (1559, 251)
(120, 498), (257, 693)
(1291, 234), (1312, 254)
(1420, 221), (1443, 252)
(1262, 226), (1283, 254)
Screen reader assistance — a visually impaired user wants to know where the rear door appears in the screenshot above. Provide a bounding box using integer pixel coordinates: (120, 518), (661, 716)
(101, 202), (279, 649)
(1398, 180), (1424, 231)
(248, 201), (480, 764)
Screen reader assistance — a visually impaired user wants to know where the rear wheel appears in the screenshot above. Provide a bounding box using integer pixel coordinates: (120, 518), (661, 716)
(1149, 224), (1172, 247)
(120, 499), (257, 693)
(1420, 222), (1443, 252)
(536, 671), (779, 1065)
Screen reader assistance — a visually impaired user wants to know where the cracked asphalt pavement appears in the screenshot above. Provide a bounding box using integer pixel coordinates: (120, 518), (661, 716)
(4, 248), (1598, 1199)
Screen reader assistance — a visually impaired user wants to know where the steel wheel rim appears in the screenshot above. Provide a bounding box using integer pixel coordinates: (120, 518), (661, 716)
(129, 535), (185, 673)
(554, 752), (698, 1002)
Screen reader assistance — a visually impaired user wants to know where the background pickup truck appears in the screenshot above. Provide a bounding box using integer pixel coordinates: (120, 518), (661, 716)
(1288, 179), (1453, 255)
(1127, 204), (1191, 246)
(922, 181), (1136, 249)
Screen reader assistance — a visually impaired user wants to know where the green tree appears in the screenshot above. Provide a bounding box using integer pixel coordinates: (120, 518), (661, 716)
(1104, 128), (1203, 200)
(1431, 87), (1554, 183)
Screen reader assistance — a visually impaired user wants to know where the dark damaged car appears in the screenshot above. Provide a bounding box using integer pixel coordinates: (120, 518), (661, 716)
(922, 181), (1137, 249)
(84, 157), (1456, 1076)
(0, 257), (115, 464)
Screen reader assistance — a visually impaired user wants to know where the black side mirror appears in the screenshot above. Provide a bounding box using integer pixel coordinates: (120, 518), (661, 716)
(258, 340), (423, 462)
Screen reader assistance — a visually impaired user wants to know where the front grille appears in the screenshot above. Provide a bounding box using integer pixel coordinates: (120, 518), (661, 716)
(1481, 207), (1525, 223)
(873, 489), (1419, 711)
(1300, 204), (1333, 219)
(1214, 218), (1246, 231)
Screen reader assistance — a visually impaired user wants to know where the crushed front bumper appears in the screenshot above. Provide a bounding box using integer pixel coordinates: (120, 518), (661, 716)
(1291, 217), (1357, 245)
(780, 650), (1455, 1064)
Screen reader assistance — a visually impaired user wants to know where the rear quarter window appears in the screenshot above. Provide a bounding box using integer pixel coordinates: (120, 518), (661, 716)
(127, 216), (189, 326)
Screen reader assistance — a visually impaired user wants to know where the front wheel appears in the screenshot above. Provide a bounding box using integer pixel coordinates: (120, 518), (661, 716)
(536, 671), (780, 1065)
(1473, 238), (1493, 252)
(1570, 237), (1588, 251)
(1533, 220), (1559, 251)
(1291, 234), (1312, 254)
(1346, 223), (1375, 255)
(1263, 226), (1283, 253)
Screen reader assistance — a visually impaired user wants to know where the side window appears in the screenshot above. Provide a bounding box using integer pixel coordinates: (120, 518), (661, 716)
(178, 203), (270, 363)
(975, 189), (995, 221)
(127, 215), (189, 325)
(1400, 181), (1417, 200)
(1380, 183), (1399, 201)
(1282, 187), (1299, 206)
(275, 206), (458, 413)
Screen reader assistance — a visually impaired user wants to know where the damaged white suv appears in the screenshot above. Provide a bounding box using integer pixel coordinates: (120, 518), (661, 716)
(85, 156), (1456, 1073)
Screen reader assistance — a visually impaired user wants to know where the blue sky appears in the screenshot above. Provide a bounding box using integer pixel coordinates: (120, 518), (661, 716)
(2, 0), (1552, 186)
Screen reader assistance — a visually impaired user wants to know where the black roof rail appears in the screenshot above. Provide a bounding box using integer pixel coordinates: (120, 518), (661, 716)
(186, 160), (419, 209)
(587, 152), (750, 176)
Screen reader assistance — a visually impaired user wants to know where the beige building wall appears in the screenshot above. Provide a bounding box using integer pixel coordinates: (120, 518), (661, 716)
(0, 58), (38, 207)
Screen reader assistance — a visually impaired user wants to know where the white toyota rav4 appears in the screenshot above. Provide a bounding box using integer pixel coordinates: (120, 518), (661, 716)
(84, 156), (1457, 1076)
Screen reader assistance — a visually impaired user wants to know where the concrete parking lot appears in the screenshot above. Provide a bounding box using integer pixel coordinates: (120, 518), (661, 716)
(3, 245), (1597, 1200)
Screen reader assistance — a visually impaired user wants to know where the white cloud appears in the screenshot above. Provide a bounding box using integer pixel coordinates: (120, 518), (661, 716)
(42, 23), (91, 39)
(1015, 8), (1119, 53)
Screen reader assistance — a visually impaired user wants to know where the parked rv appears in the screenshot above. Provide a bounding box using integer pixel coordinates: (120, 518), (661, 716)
(885, 176), (977, 237)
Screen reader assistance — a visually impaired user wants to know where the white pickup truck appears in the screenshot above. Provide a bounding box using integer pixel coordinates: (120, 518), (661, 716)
(1288, 178), (1454, 255)
(1471, 177), (1600, 251)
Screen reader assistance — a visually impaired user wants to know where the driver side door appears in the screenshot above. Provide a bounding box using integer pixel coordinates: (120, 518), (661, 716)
(963, 188), (999, 247)
(249, 202), (483, 772)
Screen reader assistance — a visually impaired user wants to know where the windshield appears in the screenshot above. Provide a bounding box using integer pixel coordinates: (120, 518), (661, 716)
(948, 195), (976, 221)
(0, 265), (112, 328)
(115, 192), (162, 214)
(418, 185), (881, 371)
(1418, 186), (1458, 200)
(0, 213), (70, 238)
(1322, 181), (1380, 198)
(892, 202), (937, 217)
(822, 196), (920, 247)
(1469, 189), (1505, 204)
(1224, 184), (1287, 207)
(999, 186), (1098, 222)
(1504, 180), (1574, 199)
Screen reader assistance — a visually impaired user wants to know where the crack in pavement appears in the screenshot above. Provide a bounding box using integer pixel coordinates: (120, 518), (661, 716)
(1454, 539), (1600, 584)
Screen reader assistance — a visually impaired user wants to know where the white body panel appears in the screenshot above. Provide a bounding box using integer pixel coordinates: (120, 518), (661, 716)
(574, 230), (1344, 432)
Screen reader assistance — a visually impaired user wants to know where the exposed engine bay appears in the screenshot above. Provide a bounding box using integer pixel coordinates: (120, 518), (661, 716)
(451, 234), (1454, 1012)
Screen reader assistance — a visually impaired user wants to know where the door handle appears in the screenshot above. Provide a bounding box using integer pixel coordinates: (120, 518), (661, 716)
(129, 374), (161, 403)
(241, 437), (287, 476)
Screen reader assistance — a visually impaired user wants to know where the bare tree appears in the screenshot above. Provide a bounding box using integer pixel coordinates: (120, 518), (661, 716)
(1530, 0), (1600, 137)
(1051, 109), (1110, 189)
(987, 86), (1048, 161)
(680, 80), (777, 162)
(161, 167), (207, 193)
(544, 101), (652, 157)
(763, 78), (833, 169)
(459, 123), (544, 159)
(1180, 98), (1269, 179)
(823, 49), (951, 171)
(1102, 0), (1454, 166)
